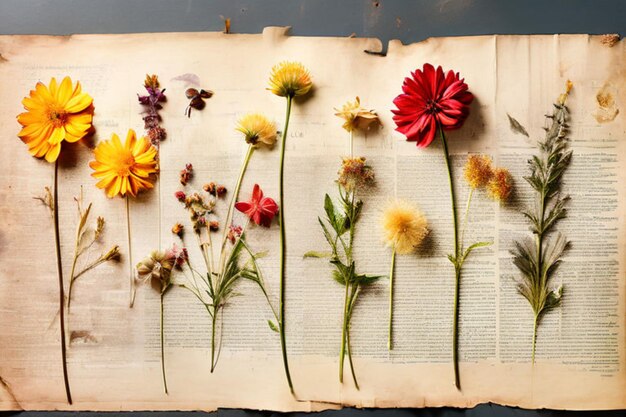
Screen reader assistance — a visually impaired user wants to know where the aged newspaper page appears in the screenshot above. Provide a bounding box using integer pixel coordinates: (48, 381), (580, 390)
(0, 28), (624, 411)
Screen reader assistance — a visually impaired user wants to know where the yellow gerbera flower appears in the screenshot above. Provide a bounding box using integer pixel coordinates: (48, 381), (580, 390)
(382, 199), (429, 255)
(268, 61), (312, 98)
(17, 76), (93, 163)
(334, 97), (380, 132)
(235, 113), (277, 147)
(89, 129), (158, 198)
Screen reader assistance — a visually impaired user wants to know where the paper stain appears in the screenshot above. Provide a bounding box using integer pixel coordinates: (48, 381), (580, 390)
(70, 330), (99, 345)
(593, 83), (619, 123)
(0, 53), (7, 63)
(600, 34), (620, 47)
(171, 73), (201, 87)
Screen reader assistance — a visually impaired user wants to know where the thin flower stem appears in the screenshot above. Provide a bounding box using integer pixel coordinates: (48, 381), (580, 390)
(460, 188), (474, 254)
(345, 320), (360, 390)
(439, 126), (461, 391)
(53, 161), (72, 405)
(531, 313), (538, 365)
(67, 251), (79, 313)
(160, 290), (168, 394)
(339, 279), (349, 383)
(210, 307), (218, 373)
(387, 247), (397, 350)
(349, 130), (354, 158)
(278, 95), (294, 394)
(220, 144), (255, 257)
(127, 196), (136, 308)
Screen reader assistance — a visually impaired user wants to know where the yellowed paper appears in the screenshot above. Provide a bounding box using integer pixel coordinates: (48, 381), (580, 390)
(0, 28), (624, 411)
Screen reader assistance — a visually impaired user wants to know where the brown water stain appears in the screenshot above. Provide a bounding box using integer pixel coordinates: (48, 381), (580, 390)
(593, 83), (619, 123)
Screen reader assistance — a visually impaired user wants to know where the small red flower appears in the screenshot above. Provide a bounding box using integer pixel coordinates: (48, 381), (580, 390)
(235, 184), (278, 227)
(392, 63), (473, 148)
(174, 191), (186, 202)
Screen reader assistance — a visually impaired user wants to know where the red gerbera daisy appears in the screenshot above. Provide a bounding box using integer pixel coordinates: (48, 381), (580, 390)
(235, 184), (279, 227)
(392, 63), (473, 147)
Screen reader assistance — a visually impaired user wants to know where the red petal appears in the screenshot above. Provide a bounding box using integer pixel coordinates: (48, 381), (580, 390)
(251, 184), (263, 203)
(235, 201), (252, 215)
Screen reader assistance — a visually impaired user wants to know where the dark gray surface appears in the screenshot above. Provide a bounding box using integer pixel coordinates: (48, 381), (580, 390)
(0, 0), (625, 416)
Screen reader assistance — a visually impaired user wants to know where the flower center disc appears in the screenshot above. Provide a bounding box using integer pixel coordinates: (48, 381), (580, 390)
(48, 107), (68, 128)
(115, 151), (136, 177)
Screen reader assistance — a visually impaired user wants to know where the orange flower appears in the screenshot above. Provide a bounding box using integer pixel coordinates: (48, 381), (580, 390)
(90, 130), (158, 198)
(17, 76), (93, 162)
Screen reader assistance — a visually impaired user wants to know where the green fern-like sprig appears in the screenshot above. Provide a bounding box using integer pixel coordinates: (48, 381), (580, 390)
(512, 84), (573, 364)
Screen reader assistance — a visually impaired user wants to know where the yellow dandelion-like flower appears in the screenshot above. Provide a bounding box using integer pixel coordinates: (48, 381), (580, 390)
(235, 113), (277, 147)
(382, 199), (429, 255)
(17, 76), (93, 163)
(464, 154), (493, 189)
(89, 129), (158, 198)
(487, 167), (513, 202)
(334, 96), (380, 132)
(268, 61), (312, 98)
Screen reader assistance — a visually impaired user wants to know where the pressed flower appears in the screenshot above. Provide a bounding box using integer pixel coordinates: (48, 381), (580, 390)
(382, 199), (428, 255)
(180, 163), (193, 185)
(268, 61), (312, 98)
(136, 245), (178, 394)
(166, 243), (189, 268)
(171, 222), (184, 237)
(382, 199), (428, 350)
(269, 61), (312, 394)
(487, 167), (513, 202)
(393, 64), (475, 390)
(235, 184), (279, 227)
(17, 76), (93, 162)
(464, 155), (493, 189)
(337, 157), (375, 192)
(392, 63), (473, 147)
(236, 113), (277, 147)
(334, 97), (380, 132)
(136, 250), (173, 291)
(89, 129), (158, 198)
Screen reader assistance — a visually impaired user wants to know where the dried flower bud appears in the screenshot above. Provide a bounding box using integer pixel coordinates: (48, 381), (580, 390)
(216, 185), (227, 197)
(179, 163), (193, 185)
(209, 220), (220, 231)
(204, 182), (216, 194)
(136, 250), (173, 293)
(144, 74), (160, 89)
(175, 191), (186, 202)
(171, 222), (184, 237)
(227, 225), (243, 244)
(148, 126), (166, 144)
(166, 244), (189, 268)
(464, 154), (493, 189)
(94, 216), (105, 240)
(102, 245), (121, 261)
(487, 167), (513, 203)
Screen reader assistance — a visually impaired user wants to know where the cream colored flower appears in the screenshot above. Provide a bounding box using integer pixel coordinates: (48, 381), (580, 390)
(382, 199), (428, 255)
(235, 113), (277, 147)
(268, 61), (312, 98)
(334, 97), (380, 132)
